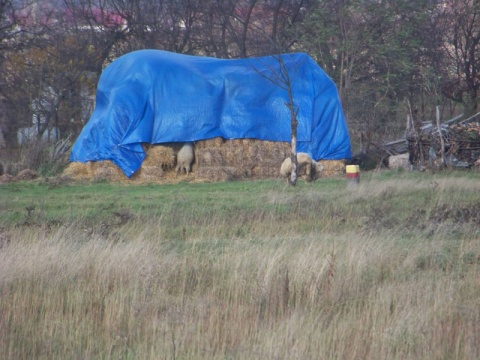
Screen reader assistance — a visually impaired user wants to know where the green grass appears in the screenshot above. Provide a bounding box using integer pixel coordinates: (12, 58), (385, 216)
(1, 170), (480, 359)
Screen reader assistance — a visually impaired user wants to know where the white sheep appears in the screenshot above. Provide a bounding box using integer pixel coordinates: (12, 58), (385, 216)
(176, 143), (195, 177)
(280, 152), (324, 182)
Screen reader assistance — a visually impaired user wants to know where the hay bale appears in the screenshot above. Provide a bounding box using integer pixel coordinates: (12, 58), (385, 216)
(64, 145), (176, 183)
(223, 139), (244, 164)
(194, 139), (290, 180)
(62, 161), (98, 180)
(251, 165), (280, 178)
(270, 144), (290, 162)
(319, 160), (345, 177)
(196, 137), (225, 149)
(134, 145), (175, 181)
(63, 160), (122, 182)
(144, 145), (176, 169)
(131, 166), (164, 182)
(63, 162), (91, 179)
(63, 139), (344, 183)
(196, 148), (224, 167)
(62, 161), (104, 180)
(92, 161), (124, 181)
(196, 166), (236, 182)
(134, 165), (164, 180)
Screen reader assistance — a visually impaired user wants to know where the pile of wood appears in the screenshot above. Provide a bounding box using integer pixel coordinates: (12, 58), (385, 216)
(408, 120), (480, 169)
(378, 110), (480, 170)
(445, 122), (480, 164)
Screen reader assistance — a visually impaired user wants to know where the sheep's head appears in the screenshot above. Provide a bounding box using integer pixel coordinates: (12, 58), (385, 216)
(310, 160), (324, 180)
(314, 161), (324, 174)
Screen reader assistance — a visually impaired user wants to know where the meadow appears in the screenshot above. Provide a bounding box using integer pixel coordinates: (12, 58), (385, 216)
(1, 170), (480, 359)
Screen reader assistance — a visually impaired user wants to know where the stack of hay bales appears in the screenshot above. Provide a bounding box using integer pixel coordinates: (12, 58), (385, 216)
(194, 139), (346, 180)
(62, 160), (124, 181)
(194, 138), (290, 181)
(63, 144), (175, 183)
(63, 138), (346, 182)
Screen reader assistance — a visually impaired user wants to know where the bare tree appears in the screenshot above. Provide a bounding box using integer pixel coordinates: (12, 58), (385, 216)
(0, 0), (36, 146)
(251, 54), (303, 185)
(62, 0), (129, 74)
(441, 0), (480, 115)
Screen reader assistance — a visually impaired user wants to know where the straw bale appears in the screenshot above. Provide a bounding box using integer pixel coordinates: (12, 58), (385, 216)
(261, 158), (285, 168)
(270, 144), (290, 161)
(63, 162), (91, 179)
(196, 166), (236, 182)
(132, 165), (164, 181)
(318, 160), (346, 177)
(63, 145), (178, 182)
(93, 160), (124, 181)
(223, 139), (244, 164)
(196, 137), (225, 149)
(63, 161), (120, 181)
(196, 148), (224, 167)
(251, 165), (281, 178)
(129, 144), (176, 181)
(143, 145), (176, 169)
(254, 144), (268, 163)
(193, 138), (290, 179)
(64, 138), (345, 183)
(248, 142), (260, 160)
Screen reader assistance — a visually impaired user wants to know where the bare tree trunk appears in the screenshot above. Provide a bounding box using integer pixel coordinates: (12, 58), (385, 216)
(289, 137), (298, 185)
(288, 89), (299, 186)
(250, 54), (301, 186)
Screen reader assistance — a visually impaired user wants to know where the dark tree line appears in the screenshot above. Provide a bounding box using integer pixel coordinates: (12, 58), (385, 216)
(0, 0), (479, 155)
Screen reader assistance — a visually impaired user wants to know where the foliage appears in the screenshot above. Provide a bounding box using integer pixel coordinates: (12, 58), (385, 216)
(0, 0), (479, 165)
(294, 0), (448, 150)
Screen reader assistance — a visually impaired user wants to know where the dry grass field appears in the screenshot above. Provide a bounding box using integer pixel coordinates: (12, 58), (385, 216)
(1, 170), (480, 359)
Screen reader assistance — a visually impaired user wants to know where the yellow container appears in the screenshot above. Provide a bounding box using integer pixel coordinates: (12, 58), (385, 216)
(345, 165), (360, 187)
(345, 165), (360, 174)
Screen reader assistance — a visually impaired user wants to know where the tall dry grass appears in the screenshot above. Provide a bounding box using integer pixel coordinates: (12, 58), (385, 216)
(0, 174), (480, 360)
(1, 224), (480, 359)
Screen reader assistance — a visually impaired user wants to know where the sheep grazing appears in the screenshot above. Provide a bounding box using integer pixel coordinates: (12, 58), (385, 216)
(176, 143), (195, 177)
(280, 152), (323, 182)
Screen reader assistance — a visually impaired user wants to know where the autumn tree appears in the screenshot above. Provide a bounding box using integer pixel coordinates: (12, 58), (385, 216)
(0, 0), (36, 147)
(294, 0), (447, 157)
(2, 0), (477, 174)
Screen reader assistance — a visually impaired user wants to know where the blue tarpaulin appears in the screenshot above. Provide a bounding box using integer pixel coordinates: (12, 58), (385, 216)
(70, 49), (351, 177)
